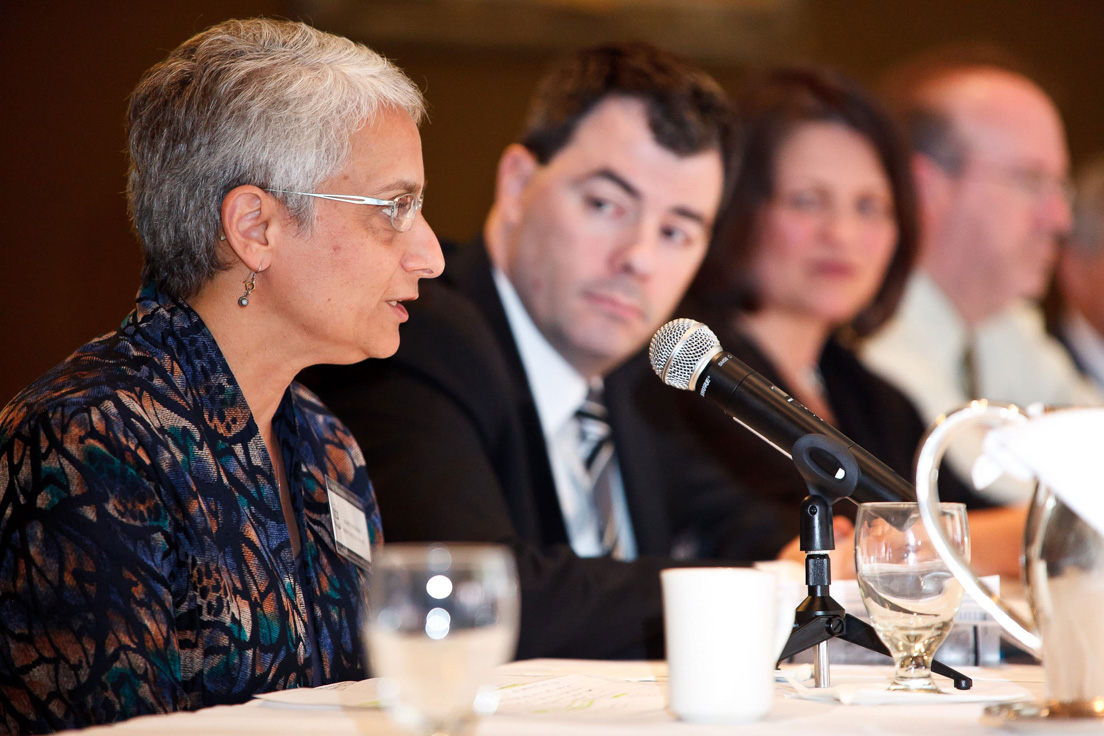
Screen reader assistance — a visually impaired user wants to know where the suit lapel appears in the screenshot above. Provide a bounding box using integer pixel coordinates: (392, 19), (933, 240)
(446, 240), (571, 546)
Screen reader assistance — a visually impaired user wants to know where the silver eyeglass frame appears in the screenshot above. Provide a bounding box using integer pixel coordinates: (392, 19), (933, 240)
(266, 189), (424, 232)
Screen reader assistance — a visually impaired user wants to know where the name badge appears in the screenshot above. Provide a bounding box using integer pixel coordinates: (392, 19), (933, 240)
(326, 477), (373, 571)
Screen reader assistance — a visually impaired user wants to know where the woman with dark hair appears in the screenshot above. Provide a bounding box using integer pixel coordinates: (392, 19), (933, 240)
(681, 67), (1022, 575)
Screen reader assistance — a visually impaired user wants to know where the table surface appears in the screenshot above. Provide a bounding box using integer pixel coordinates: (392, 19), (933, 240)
(75, 659), (1057, 736)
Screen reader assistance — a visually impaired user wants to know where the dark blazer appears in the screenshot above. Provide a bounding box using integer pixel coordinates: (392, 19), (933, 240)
(303, 240), (783, 660)
(672, 322), (993, 544)
(1052, 319), (1093, 381)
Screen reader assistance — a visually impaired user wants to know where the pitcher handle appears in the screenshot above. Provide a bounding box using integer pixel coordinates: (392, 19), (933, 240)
(914, 400), (1042, 657)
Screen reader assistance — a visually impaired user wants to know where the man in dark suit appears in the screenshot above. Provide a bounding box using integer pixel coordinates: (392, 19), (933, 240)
(1048, 156), (1104, 390)
(306, 43), (784, 659)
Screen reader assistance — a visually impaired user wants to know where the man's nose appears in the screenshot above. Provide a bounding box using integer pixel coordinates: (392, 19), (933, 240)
(1043, 186), (1074, 235)
(612, 224), (660, 277)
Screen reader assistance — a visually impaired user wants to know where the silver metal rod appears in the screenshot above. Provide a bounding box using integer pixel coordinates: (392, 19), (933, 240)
(814, 639), (831, 688)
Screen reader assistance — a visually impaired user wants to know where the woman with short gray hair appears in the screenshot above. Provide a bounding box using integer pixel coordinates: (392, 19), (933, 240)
(0, 18), (442, 733)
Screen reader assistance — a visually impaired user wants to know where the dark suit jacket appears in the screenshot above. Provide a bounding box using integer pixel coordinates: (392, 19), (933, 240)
(1052, 318), (1093, 381)
(672, 323), (993, 545)
(303, 240), (784, 660)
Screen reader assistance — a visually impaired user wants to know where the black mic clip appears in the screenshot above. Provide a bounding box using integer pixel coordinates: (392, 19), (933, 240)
(792, 434), (860, 554)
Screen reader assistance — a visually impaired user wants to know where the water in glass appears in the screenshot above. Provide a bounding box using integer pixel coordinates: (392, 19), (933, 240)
(855, 503), (969, 693)
(367, 543), (519, 735)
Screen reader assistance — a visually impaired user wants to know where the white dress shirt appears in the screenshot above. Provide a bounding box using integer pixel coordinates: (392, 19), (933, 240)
(492, 267), (638, 559)
(862, 271), (1103, 504)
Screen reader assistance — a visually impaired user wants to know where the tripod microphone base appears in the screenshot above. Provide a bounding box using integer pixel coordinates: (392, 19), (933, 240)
(779, 438), (973, 691)
(779, 611), (974, 691)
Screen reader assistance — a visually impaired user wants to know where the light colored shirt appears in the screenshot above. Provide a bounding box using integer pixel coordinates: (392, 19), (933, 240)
(862, 271), (1103, 504)
(492, 267), (638, 559)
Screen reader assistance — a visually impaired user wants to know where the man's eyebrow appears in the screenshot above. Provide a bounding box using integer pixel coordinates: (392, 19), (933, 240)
(581, 168), (709, 226)
(581, 169), (641, 200)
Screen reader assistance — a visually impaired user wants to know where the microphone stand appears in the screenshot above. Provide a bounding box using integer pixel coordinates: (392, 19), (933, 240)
(776, 434), (972, 690)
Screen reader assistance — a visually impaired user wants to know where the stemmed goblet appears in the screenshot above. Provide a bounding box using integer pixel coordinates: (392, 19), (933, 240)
(855, 502), (969, 693)
(366, 543), (520, 735)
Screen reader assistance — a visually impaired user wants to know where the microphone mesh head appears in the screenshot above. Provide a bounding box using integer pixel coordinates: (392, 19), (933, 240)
(649, 318), (720, 390)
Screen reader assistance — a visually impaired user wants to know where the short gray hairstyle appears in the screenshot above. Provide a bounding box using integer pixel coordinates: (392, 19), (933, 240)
(127, 18), (425, 300)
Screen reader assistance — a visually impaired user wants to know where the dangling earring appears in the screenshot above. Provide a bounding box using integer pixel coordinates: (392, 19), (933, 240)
(237, 271), (256, 308)
(218, 232), (227, 241)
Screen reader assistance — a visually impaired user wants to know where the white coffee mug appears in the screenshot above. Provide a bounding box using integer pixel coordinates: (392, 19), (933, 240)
(662, 567), (793, 724)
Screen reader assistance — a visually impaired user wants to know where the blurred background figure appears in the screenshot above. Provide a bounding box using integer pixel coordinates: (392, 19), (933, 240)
(1047, 156), (1104, 391)
(680, 66), (1023, 578)
(0, 18), (442, 733)
(860, 52), (1101, 505)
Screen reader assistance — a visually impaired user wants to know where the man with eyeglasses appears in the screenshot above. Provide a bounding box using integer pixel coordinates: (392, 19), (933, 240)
(305, 43), (790, 660)
(862, 52), (1101, 506)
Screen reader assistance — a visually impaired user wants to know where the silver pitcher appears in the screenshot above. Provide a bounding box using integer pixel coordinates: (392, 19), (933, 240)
(914, 400), (1104, 724)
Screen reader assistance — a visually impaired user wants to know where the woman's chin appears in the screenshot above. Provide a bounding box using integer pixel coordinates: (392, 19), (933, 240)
(362, 334), (402, 361)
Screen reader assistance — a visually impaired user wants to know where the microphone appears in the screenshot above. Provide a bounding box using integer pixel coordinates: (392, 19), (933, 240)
(649, 318), (916, 505)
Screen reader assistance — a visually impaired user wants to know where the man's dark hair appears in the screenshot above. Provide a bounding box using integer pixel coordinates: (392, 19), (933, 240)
(693, 65), (918, 338)
(520, 42), (737, 190)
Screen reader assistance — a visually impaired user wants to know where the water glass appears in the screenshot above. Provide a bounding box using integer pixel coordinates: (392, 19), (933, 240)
(855, 502), (969, 692)
(366, 543), (520, 735)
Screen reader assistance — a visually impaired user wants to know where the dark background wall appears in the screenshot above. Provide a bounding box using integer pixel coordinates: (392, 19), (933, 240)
(3, 0), (1103, 404)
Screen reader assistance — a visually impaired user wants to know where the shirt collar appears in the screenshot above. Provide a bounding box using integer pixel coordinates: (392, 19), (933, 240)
(906, 270), (1043, 350)
(901, 270), (970, 354)
(492, 267), (590, 437)
(131, 284), (299, 442)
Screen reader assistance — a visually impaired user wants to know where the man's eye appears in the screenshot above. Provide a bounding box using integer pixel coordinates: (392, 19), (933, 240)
(1012, 170), (1047, 195)
(584, 195), (619, 215)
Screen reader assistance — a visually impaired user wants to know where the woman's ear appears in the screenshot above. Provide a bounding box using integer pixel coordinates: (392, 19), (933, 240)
(493, 144), (539, 225)
(220, 185), (285, 272)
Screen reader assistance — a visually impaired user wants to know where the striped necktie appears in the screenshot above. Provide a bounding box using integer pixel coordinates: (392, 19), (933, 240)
(961, 335), (981, 400)
(575, 387), (620, 557)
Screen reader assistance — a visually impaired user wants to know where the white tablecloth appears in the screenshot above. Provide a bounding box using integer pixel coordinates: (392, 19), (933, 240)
(75, 660), (1049, 736)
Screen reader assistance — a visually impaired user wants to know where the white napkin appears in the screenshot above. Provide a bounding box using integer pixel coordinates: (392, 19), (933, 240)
(981, 407), (1104, 538)
(254, 679), (380, 709)
(778, 668), (1030, 706)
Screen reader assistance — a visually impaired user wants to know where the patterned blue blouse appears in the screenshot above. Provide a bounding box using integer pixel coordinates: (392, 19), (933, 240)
(0, 287), (382, 734)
